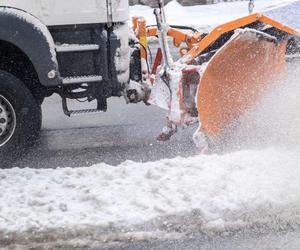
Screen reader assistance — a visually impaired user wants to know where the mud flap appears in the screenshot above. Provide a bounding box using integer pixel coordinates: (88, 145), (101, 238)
(197, 28), (287, 137)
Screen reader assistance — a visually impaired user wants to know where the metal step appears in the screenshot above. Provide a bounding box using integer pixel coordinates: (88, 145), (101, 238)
(62, 75), (103, 85)
(62, 97), (104, 117)
(55, 44), (100, 53)
(66, 109), (103, 116)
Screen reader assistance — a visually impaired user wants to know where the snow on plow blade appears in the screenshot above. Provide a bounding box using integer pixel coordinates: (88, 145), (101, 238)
(141, 12), (299, 144)
(197, 29), (287, 137)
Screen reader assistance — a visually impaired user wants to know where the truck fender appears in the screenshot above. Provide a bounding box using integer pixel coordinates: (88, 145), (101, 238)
(0, 7), (60, 86)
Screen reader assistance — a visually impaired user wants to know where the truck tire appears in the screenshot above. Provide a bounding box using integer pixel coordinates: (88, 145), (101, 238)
(0, 70), (42, 167)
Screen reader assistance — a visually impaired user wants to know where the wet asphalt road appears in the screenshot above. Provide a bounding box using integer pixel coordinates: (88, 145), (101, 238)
(100, 231), (300, 250)
(9, 94), (197, 168)
(9, 41), (195, 169)
(26, 230), (300, 250)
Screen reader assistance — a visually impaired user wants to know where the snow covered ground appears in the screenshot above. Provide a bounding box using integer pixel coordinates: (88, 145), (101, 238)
(265, 0), (300, 30)
(1, 147), (300, 243)
(2, 0), (300, 247)
(130, 0), (300, 31)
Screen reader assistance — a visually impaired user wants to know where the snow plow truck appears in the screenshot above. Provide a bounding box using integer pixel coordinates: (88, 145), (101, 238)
(0, 0), (299, 164)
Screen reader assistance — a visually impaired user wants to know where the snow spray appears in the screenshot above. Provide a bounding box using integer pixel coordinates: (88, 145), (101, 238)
(222, 61), (300, 152)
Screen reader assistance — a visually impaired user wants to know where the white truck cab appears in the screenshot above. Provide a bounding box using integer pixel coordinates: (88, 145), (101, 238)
(0, 0), (129, 25)
(0, 0), (142, 165)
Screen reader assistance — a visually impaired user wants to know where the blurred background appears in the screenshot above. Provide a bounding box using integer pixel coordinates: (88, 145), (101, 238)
(129, 0), (248, 7)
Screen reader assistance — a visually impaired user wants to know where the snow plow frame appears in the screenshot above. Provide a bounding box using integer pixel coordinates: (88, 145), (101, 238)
(133, 12), (300, 148)
(138, 13), (299, 63)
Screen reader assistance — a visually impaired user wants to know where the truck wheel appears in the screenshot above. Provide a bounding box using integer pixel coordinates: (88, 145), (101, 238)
(0, 70), (42, 167)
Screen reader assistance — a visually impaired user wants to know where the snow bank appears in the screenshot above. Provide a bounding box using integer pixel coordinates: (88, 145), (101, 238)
(1, 146), (300, 244)
(130, 0), (300, 31)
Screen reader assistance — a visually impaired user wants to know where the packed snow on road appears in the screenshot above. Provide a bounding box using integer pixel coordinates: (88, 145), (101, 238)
(1, 0), (300, 247)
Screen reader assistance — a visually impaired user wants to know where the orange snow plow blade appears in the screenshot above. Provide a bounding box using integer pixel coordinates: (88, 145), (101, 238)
(197, 29), (287, 137)
(141, 12), (300, 144)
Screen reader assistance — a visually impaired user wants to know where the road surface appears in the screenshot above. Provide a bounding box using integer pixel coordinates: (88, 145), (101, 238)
(9, 94), (197, 168)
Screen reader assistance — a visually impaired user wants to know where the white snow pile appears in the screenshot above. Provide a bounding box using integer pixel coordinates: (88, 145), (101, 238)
(130, 0), (300, 31)
(1, 147), (300, 245)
